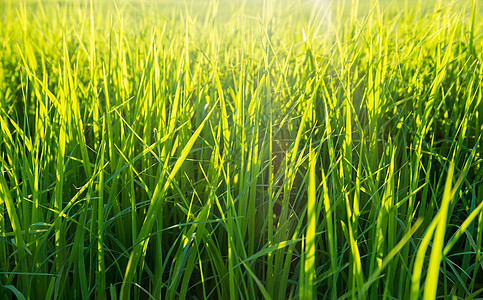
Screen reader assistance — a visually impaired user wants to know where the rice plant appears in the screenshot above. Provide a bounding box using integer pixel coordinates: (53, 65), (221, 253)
(0, 0), (481, 299)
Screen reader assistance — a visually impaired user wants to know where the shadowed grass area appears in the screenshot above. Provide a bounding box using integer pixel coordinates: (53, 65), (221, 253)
(0, 0), (482, 299)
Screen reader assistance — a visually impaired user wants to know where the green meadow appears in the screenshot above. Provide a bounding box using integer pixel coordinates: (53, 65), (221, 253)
(0, 0), (482, 298)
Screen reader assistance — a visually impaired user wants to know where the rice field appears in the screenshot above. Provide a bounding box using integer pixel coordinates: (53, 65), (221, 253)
(0, 0), (482, 299)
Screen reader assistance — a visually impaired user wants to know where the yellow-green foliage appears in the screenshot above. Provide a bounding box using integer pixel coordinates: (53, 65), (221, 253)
(0, 0), (481, 299)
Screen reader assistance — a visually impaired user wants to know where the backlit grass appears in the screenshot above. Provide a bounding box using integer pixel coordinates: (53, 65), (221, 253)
(0, 0), (482, 299)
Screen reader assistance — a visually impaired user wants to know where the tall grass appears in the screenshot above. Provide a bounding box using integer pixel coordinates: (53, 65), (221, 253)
(0, 0), (482, 298)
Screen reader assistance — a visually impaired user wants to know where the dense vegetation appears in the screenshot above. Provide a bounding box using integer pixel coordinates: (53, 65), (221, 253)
(0, 0), (482, 298)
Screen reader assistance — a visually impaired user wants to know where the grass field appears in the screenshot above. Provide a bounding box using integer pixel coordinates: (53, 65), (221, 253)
(0, 0), (482, 298)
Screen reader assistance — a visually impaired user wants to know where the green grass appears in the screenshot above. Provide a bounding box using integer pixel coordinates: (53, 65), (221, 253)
(0, 0), (482, 299)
